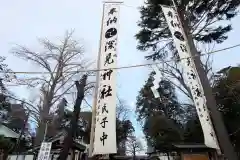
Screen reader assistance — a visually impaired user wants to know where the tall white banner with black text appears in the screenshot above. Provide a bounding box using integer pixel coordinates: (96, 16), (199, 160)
(93, 3), (120, 155)
(161, 5), (220, 149)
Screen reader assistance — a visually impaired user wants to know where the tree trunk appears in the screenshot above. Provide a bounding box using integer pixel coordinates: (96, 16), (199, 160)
(58, 75), (87, 160)
(133, 148), (136, 160)
(34, 122), (47, 146)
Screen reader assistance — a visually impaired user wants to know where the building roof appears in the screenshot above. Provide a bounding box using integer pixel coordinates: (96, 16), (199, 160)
(172, 143), (209, 149)
(0, 124), (19, 138)
(147, 143), (215, 154)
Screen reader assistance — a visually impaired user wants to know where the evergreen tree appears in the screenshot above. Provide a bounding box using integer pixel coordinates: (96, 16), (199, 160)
(136, 0), (240, 60)
(136, 72), (184, 149)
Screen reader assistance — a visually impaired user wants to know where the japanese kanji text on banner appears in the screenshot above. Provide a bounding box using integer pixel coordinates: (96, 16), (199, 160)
(93, 3), (120, 155)
(161, 5), (220, 150)
(37, 142), (52, 160)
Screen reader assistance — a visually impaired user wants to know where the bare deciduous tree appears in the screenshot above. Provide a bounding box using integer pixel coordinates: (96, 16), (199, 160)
(126, 135), (143, 160)
(11, 31), (95, 146)
(152, 43), (215, 108)
(116, 97), (130, 121)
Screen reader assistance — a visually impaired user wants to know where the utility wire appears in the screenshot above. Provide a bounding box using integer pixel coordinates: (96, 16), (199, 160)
(1, 43), (240, 75)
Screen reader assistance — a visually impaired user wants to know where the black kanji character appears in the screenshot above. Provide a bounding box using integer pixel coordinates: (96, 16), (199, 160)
(101, 69), (113, 80)
(195, 88), (202, 97)
(174, 31), (185, 41)
(107, 17), (117, 26)
(102, 103), (109, 114)
(180, 44), (187, 52)
(206, 116), (209, 121)
(104, 53), (114, 66)
(105, 40), (116, 51)
(105, 28), (117, 39)
(100, 117), (108, 128)
(96, 110), (100, 116)
(174, 14), (180, 23)
(203, 105), (206, 111)
(170, 20), (180, 28)
(167, 11), (173, 18)
(210, 132), (214, 137)
(186, 57), (191, 66)
(200, 114), (203, 118)
(100, 132), (108, 146)
(109, 8), (117, 15)
(187, 71), (196, 79)
(198, 108), (201, 112)
(100, 85), (112, 99)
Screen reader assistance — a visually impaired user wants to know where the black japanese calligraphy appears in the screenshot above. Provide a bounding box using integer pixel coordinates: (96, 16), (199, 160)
(101, 69), (113, 80)
(104, 53), (114, 66)
(210, 132), (214, 137)
(187, 70), (196, 80)
(186, 57), (191, 66)
(100, 132), (108, 146)
(105, 28), (117, 39)
(194, 87), (202, 98)
(174, 31), (185, 41)
(167, 11), (173, 18)
(200, 114), (203, 118)
(109, 8), (117, 15)
(105, 39), (116, 51)
(96, 110), (100, 116)
(198, 108), (201, 112)
(203, 105), (206, 111)
(196, 102), (199, 106)
(102, 103), (109, 114)
(107, 17), (117, 26)
(170, 20), (180, 28)
(100, 117), (108, 128)
(180, 44), (187, 52)
(167, 10), (180, 22)
(206, 116), (209, 121)
(100, 85), (112, 99)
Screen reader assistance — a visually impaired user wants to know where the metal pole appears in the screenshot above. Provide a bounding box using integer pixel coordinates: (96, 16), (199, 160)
(88, 2), (106, 158)
(171, 0), (238, 159)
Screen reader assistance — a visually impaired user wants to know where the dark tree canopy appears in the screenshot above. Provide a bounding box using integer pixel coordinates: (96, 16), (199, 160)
(212, 66), (240, 153)
(182, 66), (240, 156)
(136, 72), (184, 149)
(136, 0), (240, 60)
(183, 115), (204, 143)
(136, 72), (184, 123)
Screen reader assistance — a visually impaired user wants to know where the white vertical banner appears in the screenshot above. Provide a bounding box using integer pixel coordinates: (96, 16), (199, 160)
(36, 142), (52, 160)
(93, 2), (120, 155)
(161, 5), (220, 149)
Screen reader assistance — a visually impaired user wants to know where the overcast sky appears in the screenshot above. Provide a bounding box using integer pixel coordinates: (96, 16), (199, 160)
(1, 0), (240, 154)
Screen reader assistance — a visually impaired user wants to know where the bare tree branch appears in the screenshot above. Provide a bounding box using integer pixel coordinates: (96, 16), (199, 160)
(10, 30), (94, 146)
